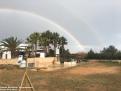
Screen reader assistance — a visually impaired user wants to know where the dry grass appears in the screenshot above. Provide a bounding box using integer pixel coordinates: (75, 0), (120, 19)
(0, 61), (121, 91)
(68, 62), (120, 75)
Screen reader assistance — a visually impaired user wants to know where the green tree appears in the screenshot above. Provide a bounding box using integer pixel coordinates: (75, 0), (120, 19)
(1, 36), (21, 58)
(27, 31), (68, 58)
(48, 32), (60, 57)
(39, 30), (53, 53)
(27, 32), (40, 55)
(59, 36), (67, 48)
(85, 45), (120, 60)
(86, 49), (95, 59)
(101, 45), (118, 59)
(59, 36), (68, 61)
(40, 31), (68, 57)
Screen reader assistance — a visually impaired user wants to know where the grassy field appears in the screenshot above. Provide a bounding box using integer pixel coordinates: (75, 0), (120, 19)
(0, 61), (121, 91)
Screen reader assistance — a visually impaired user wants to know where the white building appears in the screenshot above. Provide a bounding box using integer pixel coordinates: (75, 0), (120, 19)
(0, 44), (11, 59)
(18, 43), (46, 58)
(0, 43), (47, 59)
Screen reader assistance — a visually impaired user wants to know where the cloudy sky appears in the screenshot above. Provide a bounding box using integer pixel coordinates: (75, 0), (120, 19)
(0, 0), (121, 53)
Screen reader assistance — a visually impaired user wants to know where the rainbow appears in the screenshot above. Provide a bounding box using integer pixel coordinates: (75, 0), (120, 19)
(59, 3), (104, 46)
(0, 8), (86, 51)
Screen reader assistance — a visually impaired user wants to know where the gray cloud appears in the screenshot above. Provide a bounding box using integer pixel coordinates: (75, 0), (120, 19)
(0, 0), (121, 52)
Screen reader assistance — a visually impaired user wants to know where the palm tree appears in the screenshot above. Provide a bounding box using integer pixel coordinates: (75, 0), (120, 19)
(51, 32), (60, 56)
(39, 30), (53, 53)
(59, 36), (67, 62)
(50, 32), (68, 57)
(1, 36), (21, 58)
(59, 36), (67, 48)
(39, 35), (48, 49)
(27, 32), (40, 55)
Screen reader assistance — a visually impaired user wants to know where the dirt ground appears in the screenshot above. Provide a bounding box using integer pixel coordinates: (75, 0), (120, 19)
(68, 62), (120, 75)
(0, 61), (121, 91)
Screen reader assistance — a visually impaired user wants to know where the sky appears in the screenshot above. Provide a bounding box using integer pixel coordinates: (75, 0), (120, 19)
(0, 0), (121, 53)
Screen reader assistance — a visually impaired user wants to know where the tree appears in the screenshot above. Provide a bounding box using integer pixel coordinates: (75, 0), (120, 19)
(27, 32), (40, 55)
(52, 32), (60, 46)
(39, 30), (53, 53)
(101, 45), (118, 59)
(51, 32), (60, 56)
(85, 45), (121, 60)
(60, 48), (71, 62)
(59, 36), (67, 48)
(27, 31), (68, 58)
(59, 36), (68, 61)
(1, 36), (21, 58)
(86, 49), (95, 59)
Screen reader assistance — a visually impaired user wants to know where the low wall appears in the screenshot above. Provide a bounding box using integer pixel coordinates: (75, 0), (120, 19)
(64, 61), (77, 67)
(0, 58), (77, 68)
(0, 59), (18, 65)
(27, 57), (57, 68)
(0, 57), (57, 67)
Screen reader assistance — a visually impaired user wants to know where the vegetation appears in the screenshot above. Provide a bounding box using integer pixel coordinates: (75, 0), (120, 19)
(27, 30), (69, 58)
(26, 32), (40, 56)
(1, 36), (21, 58)
(39, 30), (52, 53)
(2, 31), (121, 61)
(0, 30), (70, 60)
(86, 45), (121, 60)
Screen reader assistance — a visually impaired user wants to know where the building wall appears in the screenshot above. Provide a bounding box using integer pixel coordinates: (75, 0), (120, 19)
(2, 51), (11, 59)
(28, 57), (57, 68)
